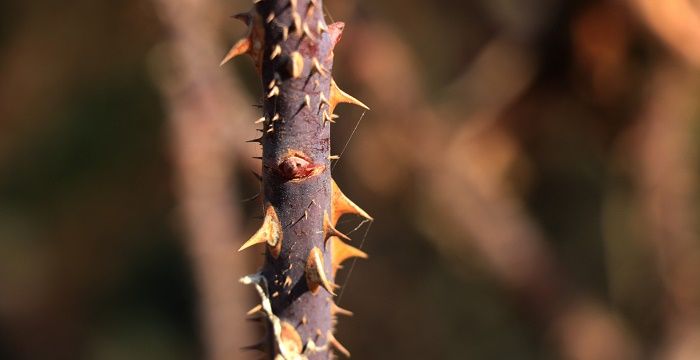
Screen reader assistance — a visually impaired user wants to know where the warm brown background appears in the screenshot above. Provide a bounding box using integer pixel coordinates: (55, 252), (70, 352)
(1, 0), (700, 359)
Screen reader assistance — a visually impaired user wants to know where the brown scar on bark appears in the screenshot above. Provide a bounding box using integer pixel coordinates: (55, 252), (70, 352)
(277, 150), (325, 182)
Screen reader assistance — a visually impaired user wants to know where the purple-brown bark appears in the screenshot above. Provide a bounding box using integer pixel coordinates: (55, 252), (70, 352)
(223, 0), (370, 358)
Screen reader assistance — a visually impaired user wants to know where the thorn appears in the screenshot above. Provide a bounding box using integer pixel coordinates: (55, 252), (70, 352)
(280, 321), (303, 355)
(289, 51), (304, 78)
(322, 110), (334, 124)
(292, 12), (303, 37)
(267, 86), (279, 98)
(302, 22), (316, 40)
(270, 44), (282, 59)
(324, 212), (350, 242)
(253, 156), (263, 160)
(301, 315), (308, 325)
(331, 179), (373, 224)
(266, 12), (275, 23)
(246, 137), (263, 144)
(331, 302), (354, 317)
(317, 20), (328, 34)
(238, 206), (283, 258)
(254, 116), (266, 124)
(305, 247), (336, 295)
(311, 57), (327, 76)
(283, 276), (293, 288)
(329, 155), (340, 160)
(329, 78), (369, 113)
(282, 26), (289, 41)
(319, 92), (330, 109)
(304, 94), (311, 108)
(272, 291), (279, 298)
(327, 331), (351, 358)
(220, 38), (251, 66)
(330, 236), (367, 276)
(272, 113), (280, 121)
(306, 0), (316, 19)
(266, 127), (274, 133)
(268, 79), (276, 90)
(246, 304), (263, 316)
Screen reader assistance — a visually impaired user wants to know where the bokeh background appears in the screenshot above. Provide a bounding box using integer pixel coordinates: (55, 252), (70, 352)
(2, 0), (700, 359)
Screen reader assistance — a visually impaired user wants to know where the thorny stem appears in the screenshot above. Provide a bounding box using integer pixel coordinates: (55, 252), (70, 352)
(223, 0), (371, 358)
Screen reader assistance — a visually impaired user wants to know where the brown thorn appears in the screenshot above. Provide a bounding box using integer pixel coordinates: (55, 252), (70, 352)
(331, 302), (354, 317)
(246, 304), (263, 316)
(302, 22), (316, 41)
(319, 92), (330, 108)
(324, 212), (350, 242)
(238, 205), (283, 258)
(327, 331), (351, 358)
(305, 247), (336, 295)
(270, 44), (282, 60)
(331, 179), (373, 224)
(280, 322), (303, 355)
(330, 236), (367, 277)
(267, 86), (279, 98)
(329, 78), (370, 113)
(220, 38), (251, 66)
(292, 12), (303, 37)
(311, 57), (327, 76)
(289, 51), (304, 78)
(322, 110), (334, 124)
(305, 0), (315, 19)
(317, 20), (328, 34)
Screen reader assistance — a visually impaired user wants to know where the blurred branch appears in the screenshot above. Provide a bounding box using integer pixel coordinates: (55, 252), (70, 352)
(346, 21), (640, 360)
(635, 63), (700, 359)
(151, 0), (258, 358)
(627, 0), (700, 66)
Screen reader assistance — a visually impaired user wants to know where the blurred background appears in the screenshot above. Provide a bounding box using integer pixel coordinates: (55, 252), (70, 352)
(2, 0), (700, 359)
